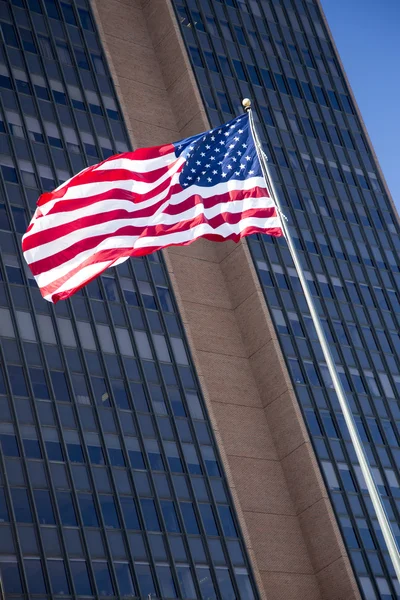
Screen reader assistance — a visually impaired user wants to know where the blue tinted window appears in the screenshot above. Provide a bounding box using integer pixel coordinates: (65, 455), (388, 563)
(29, 368), (50, 399)
(180, 502), (200, 534)
(79, 9), (94, 30)
(199, 504), (218, 535)
(115, 562), (135, 595)
(302, 48), (314, 67)
(204, 51), (218, 72)
(34, 490), (56, 524)
(315, 86), (328, 106)
(28, 0), (42, 12)
(78, 493), (99, 527)
(189, 46), (203, 68)
(218, 505), (237, 537)
(260, 106), (274, 127)
(196, 566), (217, 599)
(11, 488), (33, 522)
(340, 94), (354, 114)
(0, 489), (9, 522)
(74, 47), (89, 69)
(44, 0), (60, 18)
(20, 29), (37, 53)
(24, 559), (47, 594)
(136, 563), (157, 597)
(51, 371), (71, 402)
(61, 3), (77, 25)
(100, 495), (120, 528)
(328, 90), (340, 110)
(232, 59), (246, 81)
(1, 433), (19, 457)
(247, 65), (261, 86)
(216, 568), (235, 598)
(219, 55), (232, 77)
(315, 121), (328, 142)
(93, 562), (114, 596)
(8, 366), (28, 396)
(0, 74), (12, 89)
(120, 497), (140, 530)
(57, 491), (77, 525)
(70, 561), (93, 595)
(288, 78), (301, 98)
(141, 499), (161, 531)
(0, 560), (23, 593)
(48, 560), (70, 595)
(157, 565), (177, 598)
(1, 23), (19, 47)
(275, 73), (288, 94)
(301, 81), (314, 101)
(161, 500), (181, 533)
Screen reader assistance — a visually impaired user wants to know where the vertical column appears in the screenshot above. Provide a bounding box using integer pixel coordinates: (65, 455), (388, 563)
(90, 0), (361, 597)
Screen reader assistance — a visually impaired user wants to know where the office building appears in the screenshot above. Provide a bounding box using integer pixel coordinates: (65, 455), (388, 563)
(0, 0), (398, 598)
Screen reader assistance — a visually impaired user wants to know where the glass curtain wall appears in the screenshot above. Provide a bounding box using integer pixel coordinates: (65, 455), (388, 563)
(172, 0), (400, 598)
(0, 0), (257, 598)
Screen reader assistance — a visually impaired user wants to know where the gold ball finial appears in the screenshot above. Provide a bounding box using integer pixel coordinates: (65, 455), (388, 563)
(242, 98), (252, 111)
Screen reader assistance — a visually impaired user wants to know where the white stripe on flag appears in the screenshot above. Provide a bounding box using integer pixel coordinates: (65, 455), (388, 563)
(93, 153), (177, 173)
(28, 176), (267, 229)
(27, 193), (274, 234)
(34, 235), (140, 289)
(42, 215), (281, 300)
(24, 195), (272, 265)
(133, 215), (282, 249)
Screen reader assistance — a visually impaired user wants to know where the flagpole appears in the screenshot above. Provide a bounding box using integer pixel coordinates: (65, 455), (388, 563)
(242, 97), (400, 583)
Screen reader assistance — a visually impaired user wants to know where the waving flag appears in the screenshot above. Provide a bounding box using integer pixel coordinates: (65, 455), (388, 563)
(22, 113), (282, 303)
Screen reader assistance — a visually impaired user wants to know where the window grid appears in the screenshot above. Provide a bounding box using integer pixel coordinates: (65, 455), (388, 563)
(172, 0), (400, 597)
(0, 0), (258, 598)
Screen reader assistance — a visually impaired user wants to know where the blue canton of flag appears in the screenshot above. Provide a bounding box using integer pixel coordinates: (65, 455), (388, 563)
(175, 114), (263, 187)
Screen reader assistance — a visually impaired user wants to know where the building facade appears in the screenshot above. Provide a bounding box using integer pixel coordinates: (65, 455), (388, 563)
(0, 0), (398, 600)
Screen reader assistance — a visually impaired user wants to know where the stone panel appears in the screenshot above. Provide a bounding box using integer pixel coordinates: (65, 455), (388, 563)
(299, 497), (347, 573)
(264, 389), (310, 459)
(212, 402), (277, 461)
(245, 511), (314, 574)
(196, 351), (266, 408)
(281, 441), (328, 515)
(167, 253), (232, 309)
(316, 556), (361, 600)
(260, 571), (322, 600)
(229, 455), (295, 515)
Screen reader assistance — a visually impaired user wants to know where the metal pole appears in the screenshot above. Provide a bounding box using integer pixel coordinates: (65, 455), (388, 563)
(243, 98), (400, 582)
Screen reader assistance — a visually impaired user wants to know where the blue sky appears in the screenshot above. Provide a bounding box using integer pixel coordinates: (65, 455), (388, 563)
(320, 0), (400, 210)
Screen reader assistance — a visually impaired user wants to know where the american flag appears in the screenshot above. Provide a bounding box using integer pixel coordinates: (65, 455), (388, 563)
(22, 113), (282, 303)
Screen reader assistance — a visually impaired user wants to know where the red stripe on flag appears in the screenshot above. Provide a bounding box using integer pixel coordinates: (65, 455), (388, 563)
(23, 185), (271, 251)
(36, 145), (177, 207)
(125, 144), (175, 160)
(36, 184), (269, 224)
(28, 206), (278, 276)
(40, 222), (283, 303)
